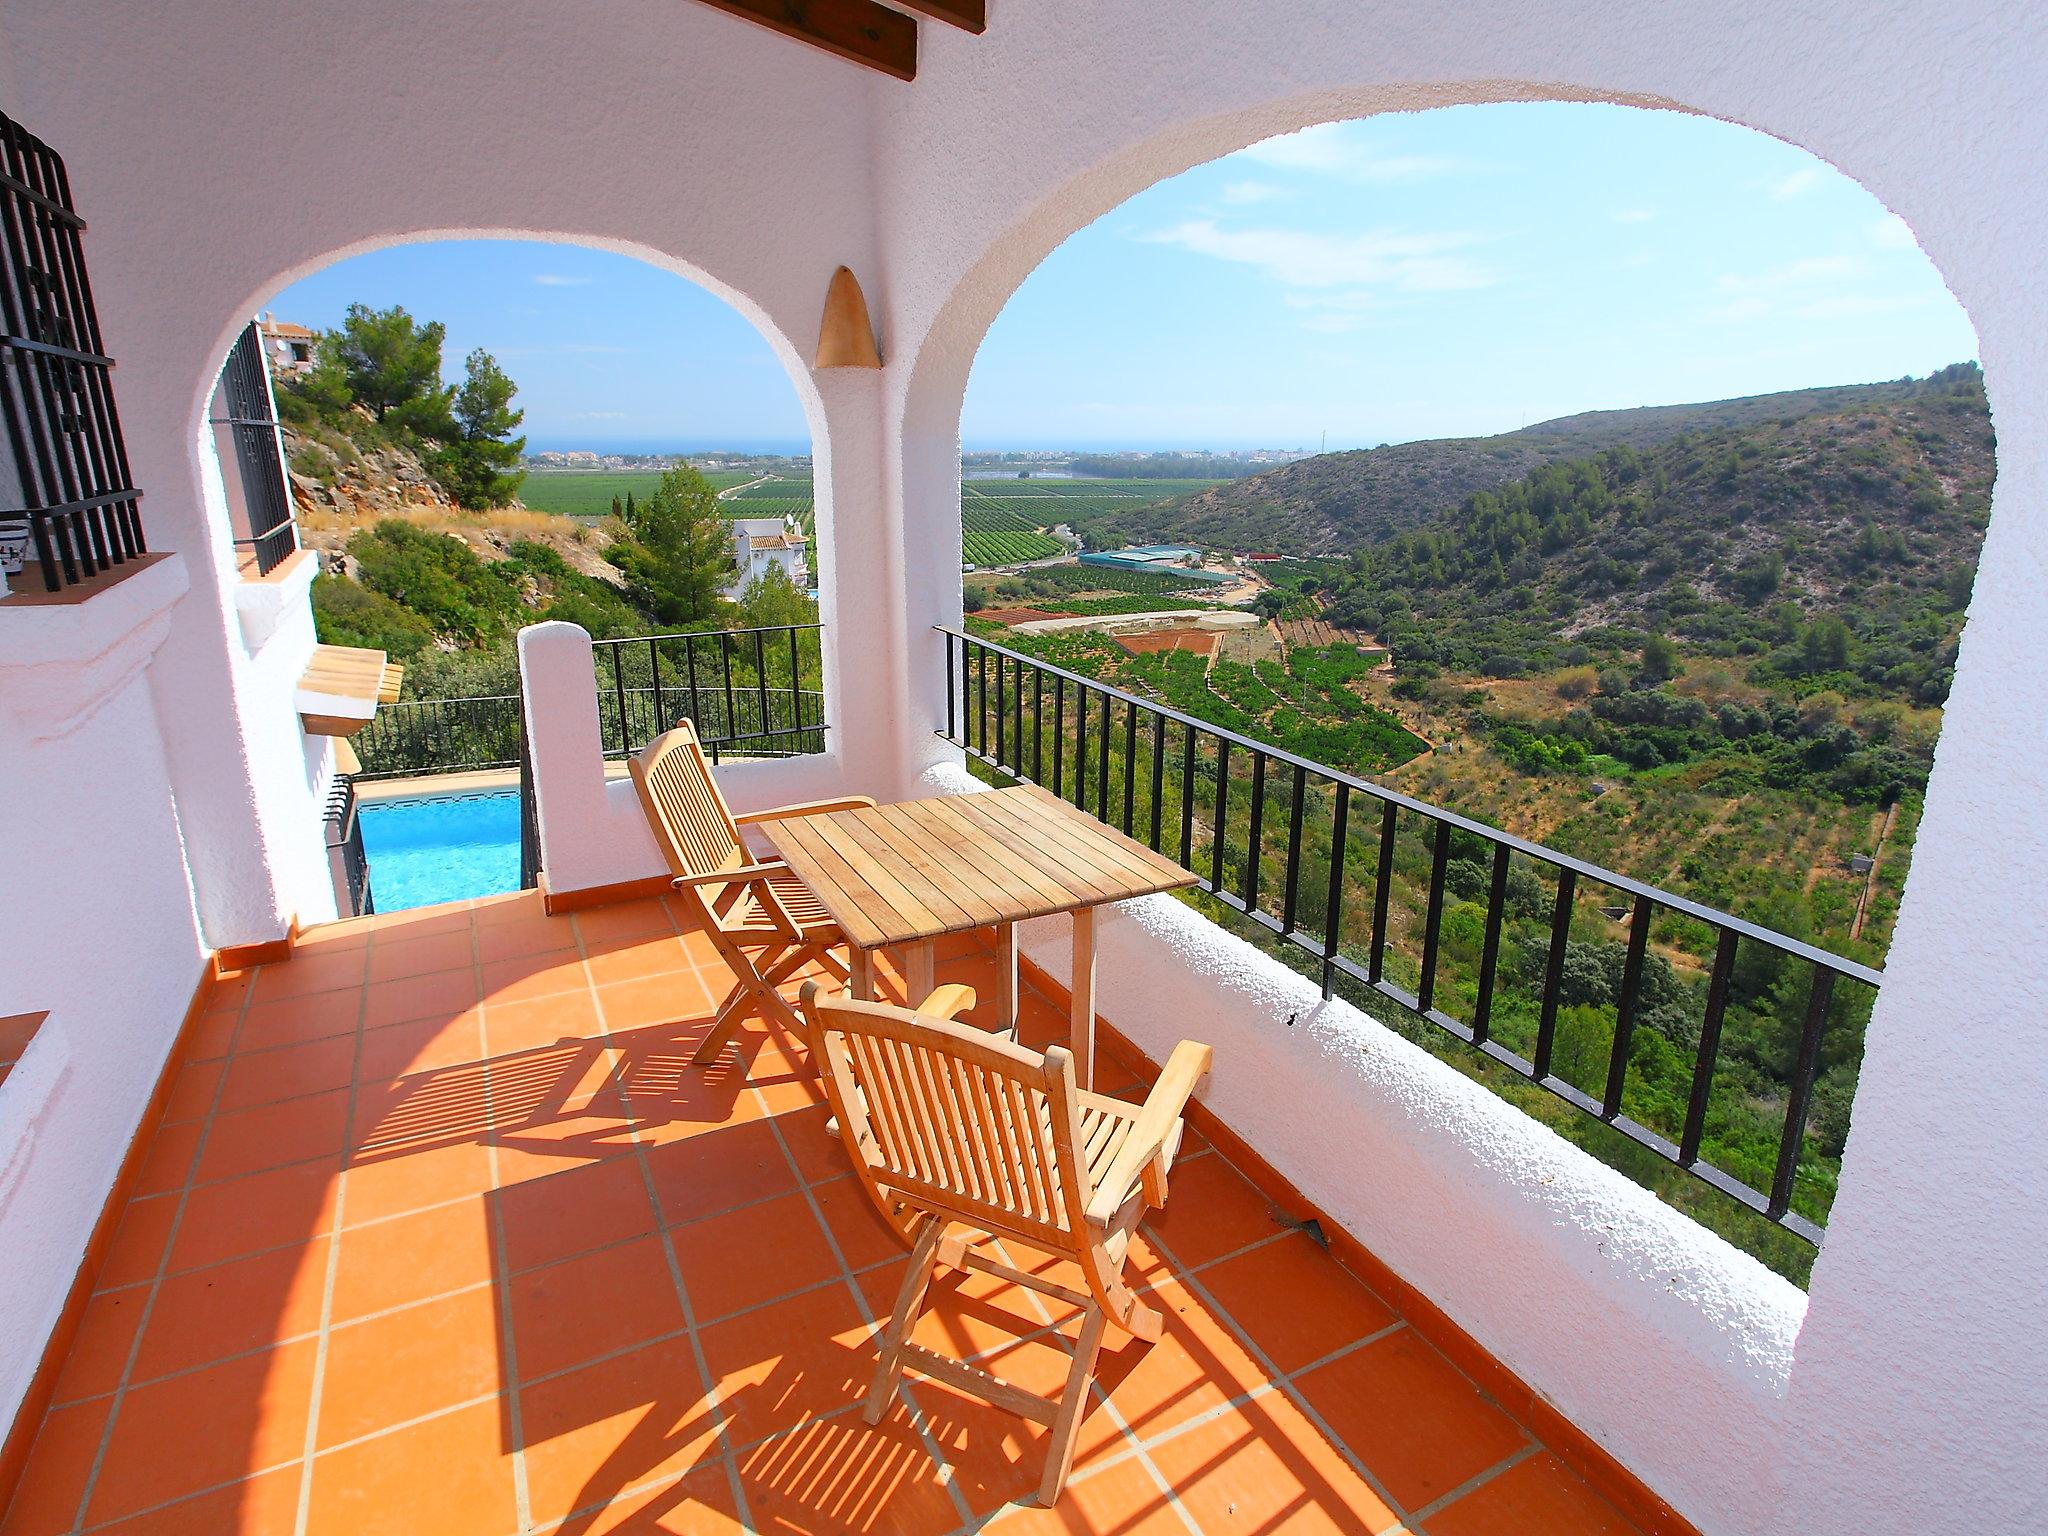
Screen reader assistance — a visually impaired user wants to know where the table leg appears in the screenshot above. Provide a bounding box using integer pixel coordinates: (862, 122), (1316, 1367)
(906, 940), (937, 1009)
(1070, 906), (1097, 1088)
(850, 947), (875, 1002)
(996, 922), (1019, 1040)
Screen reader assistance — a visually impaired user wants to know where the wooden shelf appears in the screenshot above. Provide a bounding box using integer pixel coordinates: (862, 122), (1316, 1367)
(297, 643), (401, 737)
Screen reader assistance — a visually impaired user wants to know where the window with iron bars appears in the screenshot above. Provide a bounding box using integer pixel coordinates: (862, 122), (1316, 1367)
(0, 110), (146, 596)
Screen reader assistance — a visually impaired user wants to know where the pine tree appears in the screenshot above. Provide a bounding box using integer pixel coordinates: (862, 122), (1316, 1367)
(616, 466), (732, 623)
(428, 349), (526, 510)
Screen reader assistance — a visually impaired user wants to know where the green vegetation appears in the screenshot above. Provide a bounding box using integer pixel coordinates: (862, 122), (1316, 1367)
(610, 465), (734, 624)
(519, 469), (753, 519)
(277, 305), (527, 510)
(954, 364), (1993, 1283)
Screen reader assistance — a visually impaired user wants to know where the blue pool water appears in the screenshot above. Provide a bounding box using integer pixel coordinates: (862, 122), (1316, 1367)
(359, 791), (521, 912)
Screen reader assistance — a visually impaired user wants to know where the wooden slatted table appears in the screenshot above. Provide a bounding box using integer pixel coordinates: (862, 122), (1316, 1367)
(761, 784), (1197, 1086)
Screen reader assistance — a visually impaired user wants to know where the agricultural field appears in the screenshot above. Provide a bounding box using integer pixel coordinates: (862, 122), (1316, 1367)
(964, 529), (1063, 565)
(519, 469), (754, 519)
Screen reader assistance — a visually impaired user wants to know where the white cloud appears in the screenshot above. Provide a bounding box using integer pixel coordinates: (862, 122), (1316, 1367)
(1868, 212), (1918, 251)
(1763, 166), (1827, 201)
(1611, 207), (1656, 225)
(1709, 256), (1922, 322)
(533, 273), (592, 287)
(1238, 122), (1467, 183)
(1219, 180), (1283, 205)
(1142, 219), (1495, 294)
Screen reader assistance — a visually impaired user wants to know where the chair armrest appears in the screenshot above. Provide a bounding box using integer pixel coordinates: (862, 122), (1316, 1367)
(1084, 1040), (1213, 1229)
(734, 796), (879, 825)
(671, 861), (784, 890)
(913, 984), (977, 1022)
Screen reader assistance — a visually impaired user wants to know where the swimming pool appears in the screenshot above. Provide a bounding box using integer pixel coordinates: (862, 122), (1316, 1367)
(359, 790), (521, 912)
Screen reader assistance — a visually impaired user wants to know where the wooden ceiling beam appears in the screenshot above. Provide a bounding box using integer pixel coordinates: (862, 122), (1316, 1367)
(688, 0), (918, 80)
(889, 0), (985, 34)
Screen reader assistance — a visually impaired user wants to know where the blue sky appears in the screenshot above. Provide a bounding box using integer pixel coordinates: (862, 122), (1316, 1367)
(269, 103), (1975, 454)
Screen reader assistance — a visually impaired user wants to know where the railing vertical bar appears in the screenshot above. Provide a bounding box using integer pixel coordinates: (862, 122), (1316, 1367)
(720, 632), (737, 742)
(610, 644), (628, 757)
(1321, 783), (1350, 998)
(1368, 799), (1397, 983)
(648, 638), (664, 738)
(1280, 764), (1306, 935)
(944, 631), (956, 742)
(1243, 750), (1266, 911)
(1121, 697), (1137, 837)
(1417, 819), (1452, 1012)
(1209, 738), (1231, 892)
(686, 634), (702, 728)
(994, 644), (1006, 767)
(1178, 721), (1197, 869)
(753, 630), (770, 740)
(1472, 843), (1511, 1045)
(1033, 666), (1044, 784)
(1148, 709), (1166, 852)
(1681, 929), (1739, 1165)
(1604, 893), (1656, 1118)
(1073, 681), (1089, 811)
(1051, 674), (1065, 797)
(788, 626), (801, 740)
(1096, 687), (1111, 821)
(1534, 868), (1577, 1080)
(976, 642), (988, 758)
(1015, 653), (1026, 776)
(1771, 965), (1835, 1218)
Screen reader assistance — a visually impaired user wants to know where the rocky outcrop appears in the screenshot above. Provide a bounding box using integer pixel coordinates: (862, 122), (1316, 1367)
(286, 433), (456, 523)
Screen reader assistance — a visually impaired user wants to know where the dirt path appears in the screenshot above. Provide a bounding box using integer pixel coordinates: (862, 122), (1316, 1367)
(1850, 802), (1901, 941)
(716, 473), (774, 502)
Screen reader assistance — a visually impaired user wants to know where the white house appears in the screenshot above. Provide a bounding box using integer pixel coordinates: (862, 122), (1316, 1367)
(255, 314), (316, 378)
(726, 514), (808, 598)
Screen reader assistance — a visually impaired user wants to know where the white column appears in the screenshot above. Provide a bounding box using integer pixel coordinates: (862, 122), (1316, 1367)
(1779, 366), (2048, 1531)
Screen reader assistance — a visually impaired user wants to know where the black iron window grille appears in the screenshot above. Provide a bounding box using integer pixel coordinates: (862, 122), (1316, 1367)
(212, 321), (299, 577)
(938, 625), (1883, 1250)
(0, 111), (145, 595)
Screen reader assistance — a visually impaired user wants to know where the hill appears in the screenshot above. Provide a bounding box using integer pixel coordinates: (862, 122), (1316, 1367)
(1319, 363), (1993, 699)
(1110, 369), (1987, 556)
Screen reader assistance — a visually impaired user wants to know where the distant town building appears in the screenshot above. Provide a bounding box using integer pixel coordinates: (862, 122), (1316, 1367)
(257, 315), (316, 378)
(727, 516), (808, 598)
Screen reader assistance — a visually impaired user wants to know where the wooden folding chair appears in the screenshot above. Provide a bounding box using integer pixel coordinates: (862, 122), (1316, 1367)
(630, 721), (875, 1064)
(799, 979), (1213, 1505)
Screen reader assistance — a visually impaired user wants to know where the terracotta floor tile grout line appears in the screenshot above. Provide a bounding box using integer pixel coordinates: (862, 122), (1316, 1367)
(1138, 1216), (1420, 1528)
(64, 958), (262, 1534)
(471, 913), (537, 1532)
(574, 903), (758, 1535)
(1400, 1440), (1542, 1532)
(289, 913), (380, 1536)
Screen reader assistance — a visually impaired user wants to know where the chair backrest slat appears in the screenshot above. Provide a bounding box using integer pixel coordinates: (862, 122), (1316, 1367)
(808, 993), (1087, 1246)
(631, 722), (748, 911)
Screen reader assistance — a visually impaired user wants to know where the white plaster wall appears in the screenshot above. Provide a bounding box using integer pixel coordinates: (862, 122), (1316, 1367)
(3, 2), (2046, 1530)
(0, 557), (208, 1435)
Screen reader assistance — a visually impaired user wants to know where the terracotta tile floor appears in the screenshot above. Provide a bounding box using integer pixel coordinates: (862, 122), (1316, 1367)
(2, 891), (1645, 1536)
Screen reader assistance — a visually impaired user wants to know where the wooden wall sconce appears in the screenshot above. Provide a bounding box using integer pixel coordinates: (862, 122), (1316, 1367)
(815, 266), (882, 369)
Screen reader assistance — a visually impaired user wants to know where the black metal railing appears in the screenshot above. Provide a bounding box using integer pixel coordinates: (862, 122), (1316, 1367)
(323, 776), (374, 917)
(214, 320), (298, 577)
(937, 626), (1883, 1247)
(0, 111), (146, 594)
(591, 624), (827, 761)
(354, 694), (523, 779)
